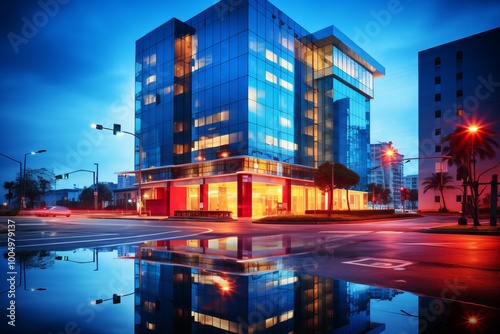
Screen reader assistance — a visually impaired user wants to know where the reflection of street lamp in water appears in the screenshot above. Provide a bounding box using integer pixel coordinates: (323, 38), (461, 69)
(55, 249), (99, 271)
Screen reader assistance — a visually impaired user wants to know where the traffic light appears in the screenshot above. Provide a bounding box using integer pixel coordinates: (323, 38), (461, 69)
(55, 174), (62, 180)
(112, 294), (121, 304)
(64, 173), (69, 179)
(113, 123), (121, 135)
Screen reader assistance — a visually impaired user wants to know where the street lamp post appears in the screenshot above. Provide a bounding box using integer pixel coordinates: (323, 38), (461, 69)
(329, 162), (334, 216)
(468, 126), (480, 226)
(92, 123), (143, 215)
(57, 169), (96, 209)
(22, 150), (46, 208)
(94, 163), (99, 210)
(0, 153), (22, 209)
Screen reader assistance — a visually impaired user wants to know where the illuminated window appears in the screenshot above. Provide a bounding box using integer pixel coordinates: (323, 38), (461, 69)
(279, 310), (294, 322)
(266, 71), (277, 84)
(144, 94), (156, 105)
(143, 301), (156, 313)
(192, 134), (230, 151)
(265, 135), (278, 146)
(279, 58), (293, 72)
(265, 49), (277, 63)
(279, 78), (293, 91)
(146, 74), (156, 85)
(174, 122), (184, 132)
(279, 139), (295, 151)
(144, 54), (156, 66)
(265, 316), (277, 328)
(279, 117), (291, 127)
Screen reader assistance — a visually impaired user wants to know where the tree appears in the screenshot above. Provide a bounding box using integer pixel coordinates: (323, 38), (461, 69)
(38, 176), (51, 206)
(441, 123), (498, 223)
(314, 162), (335, 214)
(409, 189), (418, 210)
(368, 183), (385, 209)
(314, 162), (360, 213)
(3, 168), (54, 208)
(380, 188), (391, 208)
(3, 181), (15, 207)
(334, 163), (360, 211)
(442, 124), (499, 168)
(422, 172), (455, 212)
(79, 183), (113, 209)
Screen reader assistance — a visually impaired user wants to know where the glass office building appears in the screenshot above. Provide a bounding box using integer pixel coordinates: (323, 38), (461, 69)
(134, 0), (384, 217)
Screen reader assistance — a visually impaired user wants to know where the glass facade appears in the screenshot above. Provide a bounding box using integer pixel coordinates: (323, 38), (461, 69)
(133, 0), (384, 217)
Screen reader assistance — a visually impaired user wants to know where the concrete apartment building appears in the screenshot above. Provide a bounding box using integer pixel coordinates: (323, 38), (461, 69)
(418, 27), (500, 213)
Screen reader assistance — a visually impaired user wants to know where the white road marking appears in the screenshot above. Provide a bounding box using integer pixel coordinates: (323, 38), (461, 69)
(398, 242), (473, 247)
(342, 257), (413, 269)
(375, 231), (404, 234)
(19, 233), (120, 242)
(16, 231), (180, 247)
(13, 228), (214, 248)
(318, 231), (372, 234)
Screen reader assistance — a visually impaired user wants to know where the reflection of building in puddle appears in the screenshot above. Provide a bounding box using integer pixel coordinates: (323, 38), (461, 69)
(132, 235), (391, 333)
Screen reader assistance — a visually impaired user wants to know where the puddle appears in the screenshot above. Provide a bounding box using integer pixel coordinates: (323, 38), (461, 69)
(1, 235), (499, 333)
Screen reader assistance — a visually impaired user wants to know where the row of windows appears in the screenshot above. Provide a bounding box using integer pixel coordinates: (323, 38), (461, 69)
(434, 195), (469, 203)
(434, 51), (463, 67)
(434, 90), (464, 101)
(434, 107), (463, 119)
(434, 72), (462, 84)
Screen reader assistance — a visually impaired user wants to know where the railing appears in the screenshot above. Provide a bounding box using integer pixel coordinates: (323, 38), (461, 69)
(173, 210), (233, 218)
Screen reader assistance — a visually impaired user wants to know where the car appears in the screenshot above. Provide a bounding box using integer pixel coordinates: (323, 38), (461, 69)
(34, 206), (72, 217)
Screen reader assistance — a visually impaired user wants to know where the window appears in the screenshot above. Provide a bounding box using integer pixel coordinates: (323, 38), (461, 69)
(435, 128), (441, 136)
(434, 93), (441, 101)
(435, 110), (441, 118)
(457, 108), (463, 116)
(456, 90), (463, 97)
(434, 76), (441, 84)
(456, 51), (463, 61)
(456, 72), (463, 80)
(456, 195), (462, 203)
(434, 57), (441, 67)
(434, 196), (440, 203)
(435, 145), (441, 153)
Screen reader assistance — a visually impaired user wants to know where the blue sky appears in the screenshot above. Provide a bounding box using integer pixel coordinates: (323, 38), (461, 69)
(1, 0), (499, 201)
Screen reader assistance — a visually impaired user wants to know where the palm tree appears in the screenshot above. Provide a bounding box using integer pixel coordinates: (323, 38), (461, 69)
(3, 181), (15, 207)
(441, 123), (498, 223)
(442, 124), (499, 169)
(422, 172), (455, 212)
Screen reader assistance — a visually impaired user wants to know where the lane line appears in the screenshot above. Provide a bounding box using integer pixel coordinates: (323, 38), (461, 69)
(14, 228), (214, 248)
(16, 233), (120, 242)
(375, 231), (404, 234)
(15, 231), (181, 248)
(318, 231), (372, 234)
